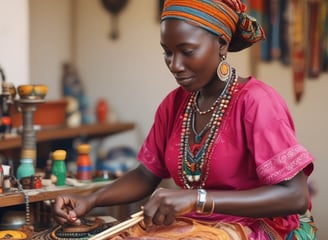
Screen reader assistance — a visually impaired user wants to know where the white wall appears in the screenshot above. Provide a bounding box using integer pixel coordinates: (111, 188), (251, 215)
(1, 0), (327, 238)
(29, 0), (72, 99)
(0, 0), (29, 86)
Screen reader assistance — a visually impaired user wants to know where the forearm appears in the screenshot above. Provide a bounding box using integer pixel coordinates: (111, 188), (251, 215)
(89, 164), (161, 208)
(208, 172), (309, 218)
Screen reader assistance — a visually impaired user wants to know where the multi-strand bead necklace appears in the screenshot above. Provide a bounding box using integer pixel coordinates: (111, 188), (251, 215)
(178, 68), (238, 189)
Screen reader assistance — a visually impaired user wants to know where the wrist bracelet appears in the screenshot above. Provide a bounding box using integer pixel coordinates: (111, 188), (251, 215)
(203, 198), (215, 215)
(196, 189), (207, 213)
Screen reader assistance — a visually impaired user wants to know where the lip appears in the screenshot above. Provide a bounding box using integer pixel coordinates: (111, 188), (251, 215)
(175, 76), (194, 86)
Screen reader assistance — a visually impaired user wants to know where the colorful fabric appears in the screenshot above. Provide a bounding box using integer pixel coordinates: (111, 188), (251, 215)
(286, 211), (317, 240)
(161, 0), (266, 52)
(113, 217), (249, 239)
(137, 77), (315, 239)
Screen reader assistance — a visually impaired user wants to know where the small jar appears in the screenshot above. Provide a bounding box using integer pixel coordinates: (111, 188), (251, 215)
(52, 150), (67, 186)
(77, 144), (92, 181)
(17, 158), (35, 180)
(17, 149), (36, 180)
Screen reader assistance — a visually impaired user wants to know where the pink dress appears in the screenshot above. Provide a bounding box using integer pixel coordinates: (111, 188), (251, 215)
(137, 77), (314, 239)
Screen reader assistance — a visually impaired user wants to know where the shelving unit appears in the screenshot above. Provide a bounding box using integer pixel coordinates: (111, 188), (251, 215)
(0, 122), (135, 209)
(0, 181), (110, 208)
(0, 122), (135, 150)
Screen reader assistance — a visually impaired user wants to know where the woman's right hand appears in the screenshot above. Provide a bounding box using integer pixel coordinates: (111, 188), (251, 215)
(53, 193), (94, 225)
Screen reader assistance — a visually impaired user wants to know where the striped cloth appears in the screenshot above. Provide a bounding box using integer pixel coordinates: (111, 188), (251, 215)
(161, 0), (266, 51)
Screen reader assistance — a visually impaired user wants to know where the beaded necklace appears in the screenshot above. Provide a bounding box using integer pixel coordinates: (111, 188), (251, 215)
(193, 91), (221, 115)
(178, 69), (238, 189)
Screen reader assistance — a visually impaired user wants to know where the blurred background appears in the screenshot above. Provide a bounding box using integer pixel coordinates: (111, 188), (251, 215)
(0, 0), (327, 238)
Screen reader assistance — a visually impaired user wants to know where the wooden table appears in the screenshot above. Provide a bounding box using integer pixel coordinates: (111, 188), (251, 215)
(0, 181), (110, 208)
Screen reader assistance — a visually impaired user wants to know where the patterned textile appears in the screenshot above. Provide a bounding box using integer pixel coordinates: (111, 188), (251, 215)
(111, 217), (250, 239)
(161, 0), (265, 51)
(286, 211), (317, 240)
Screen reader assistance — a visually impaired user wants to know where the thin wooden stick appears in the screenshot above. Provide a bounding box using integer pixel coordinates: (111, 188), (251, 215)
(130, 210), (143, 219)
(89, 211), (144, 240)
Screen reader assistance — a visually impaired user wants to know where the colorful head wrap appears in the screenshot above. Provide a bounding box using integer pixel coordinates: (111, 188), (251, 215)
(161, 0), (266, 52)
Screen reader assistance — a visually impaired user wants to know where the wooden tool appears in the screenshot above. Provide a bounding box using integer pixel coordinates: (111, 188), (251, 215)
(89, 211), (144, 240)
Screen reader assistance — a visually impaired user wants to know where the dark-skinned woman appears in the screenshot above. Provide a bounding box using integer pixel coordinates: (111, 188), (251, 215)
(53, 0), (317, 239)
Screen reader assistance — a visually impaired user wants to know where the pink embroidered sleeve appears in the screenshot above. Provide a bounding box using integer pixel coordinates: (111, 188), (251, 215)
(242, 80), (314, 184)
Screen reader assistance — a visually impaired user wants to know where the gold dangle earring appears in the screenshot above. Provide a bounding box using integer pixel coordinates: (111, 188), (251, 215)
(217, 55), (231, 82)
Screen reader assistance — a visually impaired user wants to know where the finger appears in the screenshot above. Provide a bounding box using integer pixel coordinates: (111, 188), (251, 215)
(54, 196), (76, 222)
(142, 202), (158, 227)
(68, 210), (78, 222)
(163, 214), (175, 226)
(153, 211), (165, 225)
(53, 215), (69, 225)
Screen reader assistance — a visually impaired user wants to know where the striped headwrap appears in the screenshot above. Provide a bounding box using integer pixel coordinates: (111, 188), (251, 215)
(161, 0), (266, 52)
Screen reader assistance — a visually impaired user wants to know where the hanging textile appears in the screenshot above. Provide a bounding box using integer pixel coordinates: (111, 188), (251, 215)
(247, 0), (264, 75)
(320, 0), (328, 72)
(290, 0), (306, 102)
(307, 0), (322, 78)
(248, 0), (328, 103)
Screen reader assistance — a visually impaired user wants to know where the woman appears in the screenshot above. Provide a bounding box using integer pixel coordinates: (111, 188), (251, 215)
(53, 0), (317, 239)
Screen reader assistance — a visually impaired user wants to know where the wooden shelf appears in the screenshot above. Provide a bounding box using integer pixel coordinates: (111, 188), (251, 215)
(0, 181), (110, 207)
(0, 122), (135, 150)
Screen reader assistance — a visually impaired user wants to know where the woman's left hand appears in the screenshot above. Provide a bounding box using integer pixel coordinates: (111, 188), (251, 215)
(142, 188), (197, 227)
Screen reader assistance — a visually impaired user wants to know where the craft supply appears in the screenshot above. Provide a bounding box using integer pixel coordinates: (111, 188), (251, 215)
(52, 150), (67, 186)
(89, 210), (144, 240)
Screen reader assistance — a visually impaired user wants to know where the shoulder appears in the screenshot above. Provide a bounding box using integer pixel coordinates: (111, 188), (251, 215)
(235, 77), (293, 124)
(239, 77), (284, 101)
(237, 77), (288, 110)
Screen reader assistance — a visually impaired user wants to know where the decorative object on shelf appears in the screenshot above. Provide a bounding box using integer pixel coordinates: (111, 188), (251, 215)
(17, 84), (48, 100)
(14, 84), (48, 167)
(76, 143), (93, 182)
(52, 150), (67, 186)
(61, 62), (92, 125)
(96, 98), (109, 123)
(16, 149), (35, 180)
(65, 96), (81, 127)
(95, 146), (137, 179)
(100, 0), (129, 40)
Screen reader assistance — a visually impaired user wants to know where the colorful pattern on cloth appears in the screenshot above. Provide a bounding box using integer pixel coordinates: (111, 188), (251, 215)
(161, 0), (265, 52)
(111, 217), (250, 240)
(286, 212), (317, 240)
(260, 211), (317, 240)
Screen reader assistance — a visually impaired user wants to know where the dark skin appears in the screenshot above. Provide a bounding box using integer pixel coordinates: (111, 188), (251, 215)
(53, 19), (310, 227)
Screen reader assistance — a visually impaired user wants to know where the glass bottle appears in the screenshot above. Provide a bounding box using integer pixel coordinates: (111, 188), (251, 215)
(52, 149), (67, 186)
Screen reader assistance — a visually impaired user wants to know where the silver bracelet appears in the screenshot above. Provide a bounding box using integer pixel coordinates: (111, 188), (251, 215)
(196, 189), (207, 213)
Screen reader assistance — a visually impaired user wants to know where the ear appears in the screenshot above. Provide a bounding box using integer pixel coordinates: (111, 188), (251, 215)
(217, 37), (229, 55)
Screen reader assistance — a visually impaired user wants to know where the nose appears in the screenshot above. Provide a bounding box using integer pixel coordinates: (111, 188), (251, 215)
(167, 54), (184, 73)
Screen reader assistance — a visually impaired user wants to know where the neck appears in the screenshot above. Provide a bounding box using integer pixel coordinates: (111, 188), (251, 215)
(199, 77), (227, 99)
